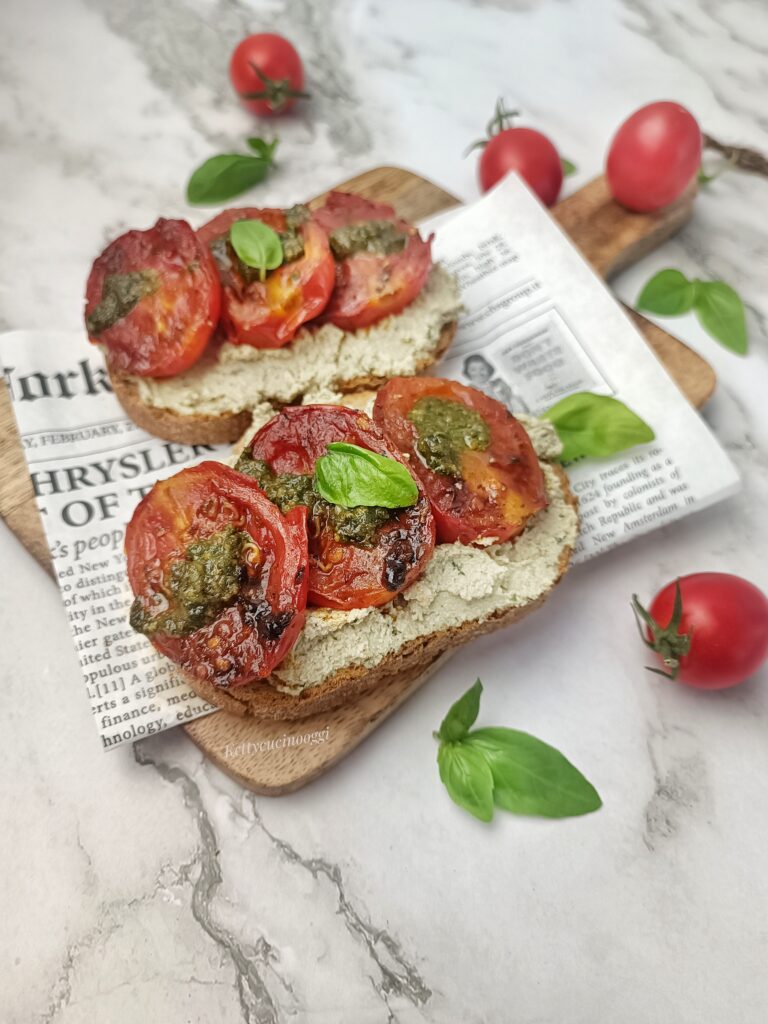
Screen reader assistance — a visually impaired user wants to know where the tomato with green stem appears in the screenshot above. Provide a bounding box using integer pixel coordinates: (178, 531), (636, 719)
(632, 573), (768, 689)
(229, 34), (309, 116)
(469, 99), (564, 206)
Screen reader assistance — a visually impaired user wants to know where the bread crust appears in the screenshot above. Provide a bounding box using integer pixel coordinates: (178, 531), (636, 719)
(186, 464), (577, 721)
(109, 320), (457, 445)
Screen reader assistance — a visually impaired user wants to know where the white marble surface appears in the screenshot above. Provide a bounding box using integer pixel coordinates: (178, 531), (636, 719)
(2, 0), (768, 1020)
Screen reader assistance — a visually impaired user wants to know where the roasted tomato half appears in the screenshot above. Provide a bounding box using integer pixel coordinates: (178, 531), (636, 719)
(313, 192), (433, 331)
(237, 405), (435, 610)
(85, 218), (221, 378)
(374, 377), (548, 546)
(197, 206), (335, 348)
(126, 462), (309, 688)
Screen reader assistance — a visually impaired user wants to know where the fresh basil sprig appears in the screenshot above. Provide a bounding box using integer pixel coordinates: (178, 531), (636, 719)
(543, 392), (654, 462)
(315, 442), (419, 509)
(230, 220), (283, 280)
(637, 268), (748, 355)
(186, 137), (278, 205)
(435, 680), (602, 822)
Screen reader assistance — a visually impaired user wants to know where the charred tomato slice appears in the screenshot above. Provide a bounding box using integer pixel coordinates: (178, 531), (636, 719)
(84, 218), (221, 378)
(126, 462), (309, 688)
(373, 377), (548, 546)
(313, 192), (433, 331)
(198, 206), (334, 348)
(238, 405), (435, 610)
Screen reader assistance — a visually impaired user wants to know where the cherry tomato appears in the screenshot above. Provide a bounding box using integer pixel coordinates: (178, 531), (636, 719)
(478, 127), (563, 205)
(636, 573), (768, 689)
(198, 207), (335, 348)
(606, 101), (701, 212)
(373, 377), (548, 546)
(243, 405), (435, 610)
(313, 192), (433, 331)
(126, 462), (309, 688)
(229, 33), (308, 116)
(84, 219), (220, 377)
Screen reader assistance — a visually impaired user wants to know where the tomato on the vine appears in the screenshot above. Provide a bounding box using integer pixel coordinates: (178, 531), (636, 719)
(606, 101), (701, 212)
(633, 573), (768, 690)
(470, 100), (563, 206)
(229, 34), (309, 116)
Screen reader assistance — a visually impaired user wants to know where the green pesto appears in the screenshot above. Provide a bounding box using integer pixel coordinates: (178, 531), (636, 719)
(329, 220), (407, 260)
(86, 270), (158, 335)
(235, 451), (394, 547)
(130, 524), (249, 638)
(407, 396), (491, 477)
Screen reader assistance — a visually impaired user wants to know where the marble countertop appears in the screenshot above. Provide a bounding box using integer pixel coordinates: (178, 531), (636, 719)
(2, 0), (768, 1020)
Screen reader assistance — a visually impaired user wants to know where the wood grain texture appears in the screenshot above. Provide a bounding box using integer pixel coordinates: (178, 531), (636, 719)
(0, 166), (717, 794)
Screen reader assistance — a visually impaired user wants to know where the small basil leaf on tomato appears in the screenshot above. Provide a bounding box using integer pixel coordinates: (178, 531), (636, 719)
(437, 742), (495, 822)
(186, 150), (277, 206)
(543, 392), (654, 462)
(692, 280), (748, 355)
(437, 679), (483, 743)
(561, 157), (577, 177)
(464, 727), (602, 818)
(229, 219), (284, 278)
(636, 268), (697, 316)
(315, 442), (418, 509)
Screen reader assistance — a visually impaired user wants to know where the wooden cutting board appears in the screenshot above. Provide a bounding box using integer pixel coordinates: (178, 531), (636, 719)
(0, 167), (715, 793)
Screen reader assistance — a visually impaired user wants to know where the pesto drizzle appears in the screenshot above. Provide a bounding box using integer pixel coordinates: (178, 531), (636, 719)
(86, 270), (158, 335)
(130, 524), (250, 638)
(329, 220), (407, 260)
(407, 397), (491, 477)
(235, 451), (394, 547)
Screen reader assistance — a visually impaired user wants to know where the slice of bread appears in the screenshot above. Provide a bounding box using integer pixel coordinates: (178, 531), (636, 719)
(184, 424), (578, 720)
(109, 264), (461, 445)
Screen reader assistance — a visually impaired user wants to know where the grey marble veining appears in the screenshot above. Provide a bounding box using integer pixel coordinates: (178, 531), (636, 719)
(2, 0), (768, 1021)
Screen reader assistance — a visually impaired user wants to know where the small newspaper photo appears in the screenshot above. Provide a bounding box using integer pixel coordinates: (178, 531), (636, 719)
(1, 174), (739, 751)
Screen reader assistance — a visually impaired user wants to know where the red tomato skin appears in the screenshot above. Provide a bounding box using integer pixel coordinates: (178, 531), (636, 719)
(198, 208), (335, 348)
(85, 219), (221, 378)
(478, 128), (563, 205)
(606, 101), (701, 212)
(245, 405), (435, 610)
(229, 34), (304, 116)
(373, 377), (548, 546)
(648, 573), (768, 689)
(126, 462), (309, 687)
(313, 192), (433, 331)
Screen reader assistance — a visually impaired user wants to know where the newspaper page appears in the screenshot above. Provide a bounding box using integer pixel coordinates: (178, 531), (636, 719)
(425, 175), (740, 562)
(1, 176), (738, 750)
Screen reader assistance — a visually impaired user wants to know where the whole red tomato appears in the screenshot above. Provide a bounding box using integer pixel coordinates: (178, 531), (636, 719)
(471, 100), (563, 206)
(633, 573), (768, 690)
(229, 34), (308, 116)
(606, 101), (701, 212)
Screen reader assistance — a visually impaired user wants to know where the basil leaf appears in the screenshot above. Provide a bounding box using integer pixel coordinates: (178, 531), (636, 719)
(246, 137), (279, 161)
(315, 442), (418, 509)
(543, 392), (654, 462)
(230, 219), (284, 276)
(438, 679), (483, 743)
(561, 157), (577, 177)
(465, 727), (602, 818)
(437, 742), (495, 822)
(693, 280), (748, 355)
(186, 152), (275, 206)
(636, 269), (696, 316)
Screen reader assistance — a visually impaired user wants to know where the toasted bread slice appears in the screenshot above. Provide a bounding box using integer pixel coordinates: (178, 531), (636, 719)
(109, 264), (460, 445)
(185, 454), (578, 721)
